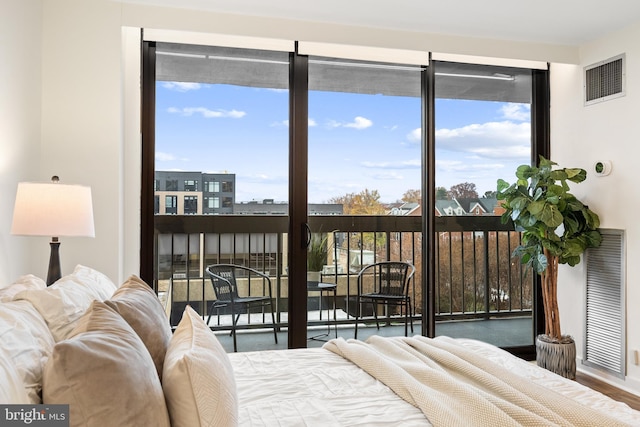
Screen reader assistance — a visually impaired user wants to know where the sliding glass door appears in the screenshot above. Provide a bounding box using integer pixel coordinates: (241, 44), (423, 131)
(141, 38), (548, 355)
(148, 43), (292, 336)
(433, 61), (537, 348)
(307, 56), (423, 338)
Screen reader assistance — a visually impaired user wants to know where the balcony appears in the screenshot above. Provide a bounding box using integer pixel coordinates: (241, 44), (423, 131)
(153, 214), (534, 352)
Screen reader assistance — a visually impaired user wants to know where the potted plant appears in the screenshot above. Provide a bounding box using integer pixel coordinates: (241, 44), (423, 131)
(307, 233), (329, 282)
(497, 156), (602, 379)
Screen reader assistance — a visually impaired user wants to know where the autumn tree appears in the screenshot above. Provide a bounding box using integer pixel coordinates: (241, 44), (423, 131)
(328, 189), (386, 215)
(329, 189), (386, 253)
(401, 189), (421, 203)
(448, 182), (478, 199)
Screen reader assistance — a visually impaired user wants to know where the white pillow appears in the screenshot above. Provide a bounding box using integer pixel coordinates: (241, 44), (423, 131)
(0, 346), (30, 403)
(53, 264), (118, 301)
(0, 300), (56, 403)
(15, 284), (95, 342)
(0, 274), (46, 302)
(163, 305), (239, 427)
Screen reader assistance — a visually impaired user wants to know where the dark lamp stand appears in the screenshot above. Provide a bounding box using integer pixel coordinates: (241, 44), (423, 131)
(47, 237), (62, 286)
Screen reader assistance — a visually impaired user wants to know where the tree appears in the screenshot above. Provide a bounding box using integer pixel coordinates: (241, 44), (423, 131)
(483, 190), (497, 198)
(401, 189), (421, 203)
(497, 157), (601, 341)
(435, 187), (449, 200)
(329, 189), (386, 215)
(448, 182), (478, 199)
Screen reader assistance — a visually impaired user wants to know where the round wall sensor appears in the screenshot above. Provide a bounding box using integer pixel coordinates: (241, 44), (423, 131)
(593, 160), (612, 176)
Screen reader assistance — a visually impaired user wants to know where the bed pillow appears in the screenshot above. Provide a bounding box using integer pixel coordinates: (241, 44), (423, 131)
(162, 305), (239, 427)
(0, 300), (55, 403)
(105, 275), (172, 378)
(65, 264), (118, 300)
(0, 346), (30, 403)
(42, 300), (170, 427)
(0, 274), (46, 302)
(14, 284), (95, 341)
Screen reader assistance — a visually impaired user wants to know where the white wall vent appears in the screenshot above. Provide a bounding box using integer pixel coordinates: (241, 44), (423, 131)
(584, 54), (625, 105)
(583, 229), (625, 378)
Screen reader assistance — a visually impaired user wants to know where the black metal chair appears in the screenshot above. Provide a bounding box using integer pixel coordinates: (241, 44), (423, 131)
(354, 261), (415, 339)
(205, 264), (278, 352)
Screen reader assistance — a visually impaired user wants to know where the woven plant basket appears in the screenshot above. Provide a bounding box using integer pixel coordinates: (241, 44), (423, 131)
(536, 334), (576, 380)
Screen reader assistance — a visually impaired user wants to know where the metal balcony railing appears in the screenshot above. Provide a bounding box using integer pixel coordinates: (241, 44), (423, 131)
(153, 215), (533, 329)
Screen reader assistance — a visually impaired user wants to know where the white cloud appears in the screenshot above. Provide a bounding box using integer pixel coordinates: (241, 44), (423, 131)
(407, 128), (421, 142)
(156, 152), (176, 162)
(156, 152), (190, 164)
(167, 107), (246, 119)
(344, 116), (373, 130)
(500, 103), (530, 121)
(326, 116), (373, 130)
(361, 159), (421, 169)
(436, 159), (506, 173)
(370, 171), (404, 180)
(436, 121), (530, 159)
(162, 82), (201, 92)
(271, 118), (317, 127)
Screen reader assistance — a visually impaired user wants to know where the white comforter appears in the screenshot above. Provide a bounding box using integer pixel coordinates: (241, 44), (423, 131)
(228, 336), (640, 426)
(325, 336), (636, 426)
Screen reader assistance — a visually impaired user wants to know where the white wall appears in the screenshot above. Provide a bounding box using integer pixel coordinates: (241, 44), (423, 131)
(0, 0), (43, 284)
(37, 0), (124, 282)
(552, 20), (640, 392)
(27, 0), (584, 285)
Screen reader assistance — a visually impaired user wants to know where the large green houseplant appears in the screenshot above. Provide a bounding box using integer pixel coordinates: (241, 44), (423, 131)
(497, 156), (602, 378)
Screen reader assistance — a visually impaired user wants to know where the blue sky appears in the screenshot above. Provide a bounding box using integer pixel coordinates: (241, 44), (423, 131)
(155, 82), (531, 203)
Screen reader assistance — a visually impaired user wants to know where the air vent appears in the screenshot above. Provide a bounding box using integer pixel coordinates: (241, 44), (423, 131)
(584, 54), (625, 105)
(584, 229), (625, 378)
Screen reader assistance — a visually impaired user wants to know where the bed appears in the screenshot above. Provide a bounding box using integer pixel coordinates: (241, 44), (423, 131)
(3, 268), (639, 426)
(229, 336), (640, 426)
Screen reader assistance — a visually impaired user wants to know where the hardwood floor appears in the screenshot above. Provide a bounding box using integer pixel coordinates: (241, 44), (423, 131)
(576, 371), (640, 411)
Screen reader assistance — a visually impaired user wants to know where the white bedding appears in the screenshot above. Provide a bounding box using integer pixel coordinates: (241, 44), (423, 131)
(228, 336), (640, 426)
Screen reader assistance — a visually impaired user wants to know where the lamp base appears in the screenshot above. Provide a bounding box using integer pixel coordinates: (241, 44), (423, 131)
(47, 238), (61, 286)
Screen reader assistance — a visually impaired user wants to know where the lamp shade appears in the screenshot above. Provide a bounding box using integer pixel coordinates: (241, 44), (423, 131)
(11, 182), (95, 238)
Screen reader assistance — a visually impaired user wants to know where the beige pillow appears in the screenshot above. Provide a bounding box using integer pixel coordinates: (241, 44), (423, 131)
(105, 275), (172, 378)
(43, 301), (170, 427)
(0, 274), (46, 302)
(0, 300), (54, 403)
(163, 305), (239, 427)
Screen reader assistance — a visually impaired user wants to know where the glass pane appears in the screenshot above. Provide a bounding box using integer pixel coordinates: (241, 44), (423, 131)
(308, 57), (422, 209)
(154, 43), (290, 345)
(155, 43), (290, 209)
(434, 61), (534, 348)
(308, 57), (423, 339)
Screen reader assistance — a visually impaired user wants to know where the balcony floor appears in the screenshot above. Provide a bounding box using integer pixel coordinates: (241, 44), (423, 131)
(209, 315), (533, 353)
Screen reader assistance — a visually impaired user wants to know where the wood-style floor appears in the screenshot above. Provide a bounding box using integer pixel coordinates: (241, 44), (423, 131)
(576, 371), (640, 411)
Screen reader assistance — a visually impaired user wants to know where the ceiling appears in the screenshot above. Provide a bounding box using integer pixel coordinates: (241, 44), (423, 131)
(121, 0), (640, 46)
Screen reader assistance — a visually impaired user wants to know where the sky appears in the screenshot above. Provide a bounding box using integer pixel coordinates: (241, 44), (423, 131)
(155, 82), (531, 204)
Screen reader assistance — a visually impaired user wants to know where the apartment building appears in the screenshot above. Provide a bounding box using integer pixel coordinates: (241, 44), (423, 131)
(154, 171), (235, 215)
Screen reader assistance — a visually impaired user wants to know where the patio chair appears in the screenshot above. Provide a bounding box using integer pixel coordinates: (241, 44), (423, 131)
(354, 261), (415, 339)
(205, 264), (278, 352)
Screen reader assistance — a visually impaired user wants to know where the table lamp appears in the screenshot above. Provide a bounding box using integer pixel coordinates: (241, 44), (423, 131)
(11, 176), (95, 285)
